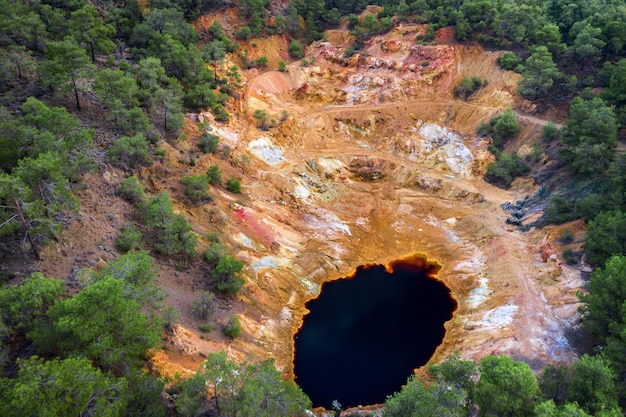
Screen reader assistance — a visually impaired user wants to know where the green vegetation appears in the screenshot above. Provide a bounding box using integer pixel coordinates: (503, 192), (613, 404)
(198, 132), (220, 154)
(453, 76), (487, 99)
(180, 174), (210, 203)
(2, 0), (626, 414)
(207, 164), (222, 185)
(226, 178), (242, 194)
(223, 314), (242, 338)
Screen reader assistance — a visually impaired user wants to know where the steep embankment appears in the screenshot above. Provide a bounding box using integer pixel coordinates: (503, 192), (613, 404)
(41, 24), (585, 386)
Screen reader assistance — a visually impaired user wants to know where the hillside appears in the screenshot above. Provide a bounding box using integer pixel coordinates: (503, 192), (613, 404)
(34, 22), (586, 381)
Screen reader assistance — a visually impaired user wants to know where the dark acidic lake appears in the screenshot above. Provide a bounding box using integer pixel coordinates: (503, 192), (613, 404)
(293, 256), (457, 409)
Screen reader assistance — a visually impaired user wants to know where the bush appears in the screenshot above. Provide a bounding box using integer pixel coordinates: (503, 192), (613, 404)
(480, 108), (520, 150)
(226, 179), (242, 194)
(180, 174), (210, 203)
(236, 26), (251, 40)
(119, 176), (145, 205)
(199, 323), (213, 333)
(109, 133), (150, 168)
(198, 133), (219, 154)
(154, 148), (166, 161)
(278, 60), (286, 72)
(213, 255), (245, 294)
(223, 314), (241, 338)
(116, 224), (143, 252)
(541, 122), (561, 142)
(454, 76), (486, 99)
(485, 152), (530, 188)
(255, 56), (268, 68)
(206, 164), (222, 185)
(546, 196), (577, 224)
(289, 40), (303, 59)
(213, 104), (229, 122)
(496, 52), (522, 71)
(203, 244), (226, 266)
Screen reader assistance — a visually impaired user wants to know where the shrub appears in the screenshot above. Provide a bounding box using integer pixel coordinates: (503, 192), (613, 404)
(213, 105), (230, 122)
(108, 133), (150, 168)
(192, 291), (216, 320)
(116, 224), (143, 252)
(546, 196), (577, 224)
(496, 52), (522, 71)
(203, 244), (226, 266)
(213, 255), (245, 294)
(154, 148), (166, 161)
(226, 179), (242, 194)
(289, 40), (303, 59)
(223, 314), (241, 338)
(542, 122), (561, 142)
(255, 56), (268, 68)
(236, 26), (251, 40)
(480, 108), (520, 150)
(206, 164), (222, 185)
(198, 133), (219, 154)
(278, 60), (286, 72)
(119, 176), (145, 205)
(199, 323), (213, 333)
(454, 76), (486, 99)
(485, 152), (530, 188)
(180, 174), (210, 203)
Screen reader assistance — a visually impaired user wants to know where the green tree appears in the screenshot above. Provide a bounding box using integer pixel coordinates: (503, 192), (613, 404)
(600, 59), (626, 126)
(567, 354), (619, 415)
(207, 164), (222, 185)
(144, 192), (197, 256)
(94, 69), (149, 134)
(119, 176), (145, 205)
(108, 133), (151, 169)
(560, 97), (618, 176)
(579, 255), (626, 341)
(0, 172), (62, 259)
(68, 4), (115, 62)
(31, 276), (162, 373)
(134, 57), (184, 134)
(238, 358), (312, 417)
(535, 400), (591, 417)
(0, 273), (64, 333)
(213, 254), (245, 294)
(428, 351), (477, 413)
(496, 52), (522, 71)
(38, 37), (95, 111)
(192, 290), (216, 320)
(254, 109), (269, 129)
(383, 376), (437, 417)
(181, 174), (210, 203)
(203, 39), (226, 83)
(0, 356), (128, 417)
(289, 40), (304, 59)
(198, 133), (220, 154)
(474, 355), (539, 417)
(116, 224), (143, 252)
(568, 23), (606, 68)
(518, 46), (562, 100)
(20, 97), (95, 179)
(539, 364), (571, 405)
